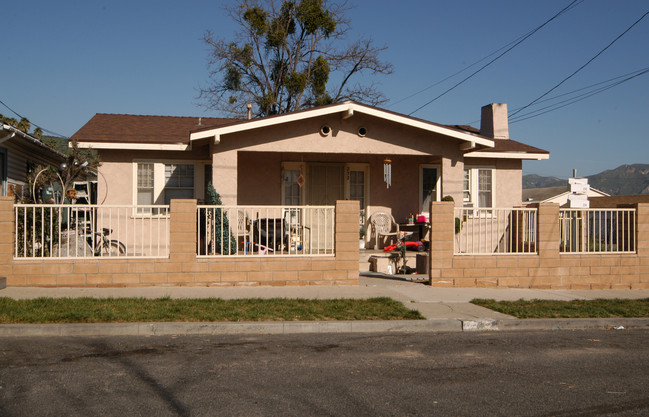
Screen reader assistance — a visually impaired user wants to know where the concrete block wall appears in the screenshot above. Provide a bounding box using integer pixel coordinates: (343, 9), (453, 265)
(429, 202), (649, 289)
(1, 197), (359, 287)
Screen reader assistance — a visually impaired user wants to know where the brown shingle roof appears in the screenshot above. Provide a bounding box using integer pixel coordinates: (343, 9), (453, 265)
(71, 114), (238, 144)
(450, 124), (549, 155)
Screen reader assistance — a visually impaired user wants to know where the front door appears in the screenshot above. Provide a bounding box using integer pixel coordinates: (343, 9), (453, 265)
(307, 163), (343, 252)
(308, 163), (344, 205)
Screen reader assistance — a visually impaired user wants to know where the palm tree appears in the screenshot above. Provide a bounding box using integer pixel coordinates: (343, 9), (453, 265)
(17, 118), (31, 133)
(32, 127), (43, 139)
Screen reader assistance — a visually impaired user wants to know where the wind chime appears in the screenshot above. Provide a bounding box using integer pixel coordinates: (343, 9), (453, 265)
(383, 158), (392, 189)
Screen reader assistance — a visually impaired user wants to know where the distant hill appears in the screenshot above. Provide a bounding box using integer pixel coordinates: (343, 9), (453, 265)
(588, 164), (649, 195)
(522, 174), (567, 189)
(524, 164), (649, 195)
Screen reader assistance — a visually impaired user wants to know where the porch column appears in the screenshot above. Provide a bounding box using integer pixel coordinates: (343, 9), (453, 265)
(211, 149), (237, 206)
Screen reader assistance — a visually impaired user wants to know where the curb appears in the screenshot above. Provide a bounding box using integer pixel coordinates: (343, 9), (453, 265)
(461, 318), (649, 332)
(3, 318), (649, 337)
(0, 319), (462, 337)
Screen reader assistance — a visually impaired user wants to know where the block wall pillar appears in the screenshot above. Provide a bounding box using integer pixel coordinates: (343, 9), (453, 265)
(428, 201), (454, 284)
(169, 199), (197, 263)
(335, 200), (360, 282)
(537, 203), (560, 258)
(0, 196), (14, 272)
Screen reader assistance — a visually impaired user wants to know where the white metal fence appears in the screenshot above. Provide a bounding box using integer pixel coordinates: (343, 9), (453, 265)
(14, 204), (170, 259)
(559, 208), (636, 254)
(454, 208), (538, 255)
(197, 205), (335, 257)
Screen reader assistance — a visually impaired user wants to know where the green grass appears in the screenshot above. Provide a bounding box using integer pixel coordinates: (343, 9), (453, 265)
(471, 298), (649, 319)
(0, 297), (424, 324)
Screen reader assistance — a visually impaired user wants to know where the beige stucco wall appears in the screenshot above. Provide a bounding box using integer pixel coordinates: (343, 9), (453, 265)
(97, 146), (211, 205)
(94, 114), (524, 219)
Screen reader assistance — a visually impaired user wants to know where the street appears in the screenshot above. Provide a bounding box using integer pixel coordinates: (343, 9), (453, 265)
(1, 329), (649, 416)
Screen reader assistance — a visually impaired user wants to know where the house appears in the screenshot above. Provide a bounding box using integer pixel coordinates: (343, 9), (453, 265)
(71, 102), (548, 245)
(0, 123), (66, 198)
(523, 185), (609, 206)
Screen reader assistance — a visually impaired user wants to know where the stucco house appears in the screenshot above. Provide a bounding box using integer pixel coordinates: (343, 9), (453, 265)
(523, 185), (609, 206)
(1, 122), (66, 198)
(71, 101), (548, 242)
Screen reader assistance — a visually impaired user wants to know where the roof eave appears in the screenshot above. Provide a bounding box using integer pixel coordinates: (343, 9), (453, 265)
(189, 102), (495, 148)
(464, 151), (550, 160)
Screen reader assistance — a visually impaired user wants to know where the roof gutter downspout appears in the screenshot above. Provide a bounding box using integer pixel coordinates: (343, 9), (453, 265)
(0, 124), (17, 145)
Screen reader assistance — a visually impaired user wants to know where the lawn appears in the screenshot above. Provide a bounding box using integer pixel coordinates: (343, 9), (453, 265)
(0, 297), (424, 324)
(471, 298), (649, 319)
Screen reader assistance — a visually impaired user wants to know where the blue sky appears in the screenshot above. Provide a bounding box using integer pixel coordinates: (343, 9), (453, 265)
(2, 0), (648, 178)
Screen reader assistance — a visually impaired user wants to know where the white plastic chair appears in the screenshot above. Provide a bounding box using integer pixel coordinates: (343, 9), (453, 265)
(369, 211), (399, 249)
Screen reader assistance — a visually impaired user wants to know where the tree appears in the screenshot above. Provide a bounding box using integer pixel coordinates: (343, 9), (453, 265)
(27, 139), (101, 204)
(199, 0), (392, 117)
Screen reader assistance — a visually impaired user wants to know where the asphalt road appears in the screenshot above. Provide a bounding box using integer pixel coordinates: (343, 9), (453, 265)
(2, 330), (649, 416)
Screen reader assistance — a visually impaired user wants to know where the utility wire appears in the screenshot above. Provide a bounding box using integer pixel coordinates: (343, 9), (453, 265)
(408, 0), (582, 116)
(510, 68), (649, 123)
(509, 10), (649, 118)
(464, 66), (649, 125)
(0, 98), (68, 138)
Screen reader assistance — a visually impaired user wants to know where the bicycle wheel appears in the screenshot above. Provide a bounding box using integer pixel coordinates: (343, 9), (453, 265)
(101, 240), (127, 256)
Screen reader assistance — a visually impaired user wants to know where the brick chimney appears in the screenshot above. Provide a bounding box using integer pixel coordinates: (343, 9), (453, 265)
(480, 103), (509, 139)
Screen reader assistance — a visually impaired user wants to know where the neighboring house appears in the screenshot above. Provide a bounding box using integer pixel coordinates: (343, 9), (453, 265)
(522, 185), (609, 206)
(0, 123), (66, 198)
(71, 102), (548, 229)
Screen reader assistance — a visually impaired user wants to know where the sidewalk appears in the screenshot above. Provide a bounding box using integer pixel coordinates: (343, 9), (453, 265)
(2, 276), (649, 336)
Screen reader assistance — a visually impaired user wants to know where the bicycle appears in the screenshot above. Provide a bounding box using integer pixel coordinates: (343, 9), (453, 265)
(82, 227), (127, 256)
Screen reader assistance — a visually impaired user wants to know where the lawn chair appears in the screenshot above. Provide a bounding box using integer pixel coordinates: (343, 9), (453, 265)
(369, 211), (399, 249)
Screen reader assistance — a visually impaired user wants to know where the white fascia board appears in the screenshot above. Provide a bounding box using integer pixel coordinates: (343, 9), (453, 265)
(189, 102), (494, 148)
(356, 106), (494, 147)
(189, 103), (351, 141)
(464, 151), (550, 160)
(76, 141), (190, 151)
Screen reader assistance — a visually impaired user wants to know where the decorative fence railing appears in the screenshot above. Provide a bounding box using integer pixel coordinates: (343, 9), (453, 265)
(454, 208), (538, 255)
(197, 205), (335, 257)
(559, 208), (636, 254)
(14, 204), (170, 259)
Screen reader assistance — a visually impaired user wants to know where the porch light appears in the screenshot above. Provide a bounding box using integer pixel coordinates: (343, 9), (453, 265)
(383, 158), (392, 189)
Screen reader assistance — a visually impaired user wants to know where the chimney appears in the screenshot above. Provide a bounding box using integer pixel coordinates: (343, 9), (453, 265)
(480, 103), (509, 139)
(246, 103), (252, 120)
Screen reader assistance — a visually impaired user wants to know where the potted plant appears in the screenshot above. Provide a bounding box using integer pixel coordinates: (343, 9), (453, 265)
(359, 225), (366, 250)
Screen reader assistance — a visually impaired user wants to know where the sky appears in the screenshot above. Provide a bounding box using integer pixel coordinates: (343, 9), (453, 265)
(2, 0), (648, 178)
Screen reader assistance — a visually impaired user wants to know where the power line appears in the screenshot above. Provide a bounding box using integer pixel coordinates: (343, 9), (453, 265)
(509, 67), (649, 123)
(408, 0), (582, 116)
(509, 10), (649, 119)
(464, 66), (649, 125)
(0, 98), (68, 138)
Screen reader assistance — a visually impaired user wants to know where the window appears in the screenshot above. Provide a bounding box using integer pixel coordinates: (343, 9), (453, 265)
(134, 161), (203, 209)
(478, 169), (492, 208)
(137, 163), (154, 205)
(463, 169), (471, 203)
(419, 165), (440, 213)
(464, 166), (494, 208)
(164, 164), (194, 204)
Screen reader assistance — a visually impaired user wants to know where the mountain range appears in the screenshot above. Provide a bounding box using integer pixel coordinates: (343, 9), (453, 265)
(523, 164), (649, 195)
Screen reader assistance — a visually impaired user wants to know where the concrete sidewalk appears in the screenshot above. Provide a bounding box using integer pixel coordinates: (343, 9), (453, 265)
(2, 276), (649, 336)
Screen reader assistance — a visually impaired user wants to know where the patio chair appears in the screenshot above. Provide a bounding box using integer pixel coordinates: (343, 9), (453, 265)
(369, 211), (399, 249)
(236, 209), (252, 251)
